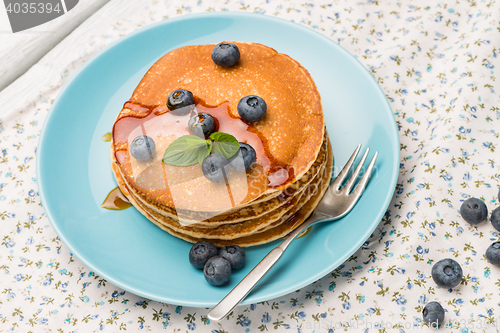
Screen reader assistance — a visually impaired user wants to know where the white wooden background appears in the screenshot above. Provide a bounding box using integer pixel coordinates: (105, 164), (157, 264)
(0, 0), (110, 91)
(0, 0), (158, 115)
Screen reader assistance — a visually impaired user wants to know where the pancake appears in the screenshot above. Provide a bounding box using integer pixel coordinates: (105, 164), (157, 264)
(110, 41), (329, 246)
(113, 136), (333, 247)
(111, 42), (324, 217)
(112, 136), (328, 240)
(113, 131), (329, 227)
(119, 155), (324, 239)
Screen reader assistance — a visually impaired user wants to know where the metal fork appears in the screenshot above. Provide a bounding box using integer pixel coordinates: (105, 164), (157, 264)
(208, 144), (378, 321)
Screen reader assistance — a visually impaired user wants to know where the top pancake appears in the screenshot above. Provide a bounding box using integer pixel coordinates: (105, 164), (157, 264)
(112, 42), (324, 212)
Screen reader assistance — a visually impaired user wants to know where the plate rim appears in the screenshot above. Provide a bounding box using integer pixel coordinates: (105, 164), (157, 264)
(37, 11), (400, 307)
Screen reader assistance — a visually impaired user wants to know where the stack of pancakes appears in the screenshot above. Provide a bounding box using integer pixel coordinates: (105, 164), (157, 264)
(111, 42), (332, 247)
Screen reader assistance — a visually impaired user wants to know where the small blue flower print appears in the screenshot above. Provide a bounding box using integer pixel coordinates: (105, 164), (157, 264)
(240, 318), (251, 327)
(261, 313), (271, 323)
(395, 297), (406, 305)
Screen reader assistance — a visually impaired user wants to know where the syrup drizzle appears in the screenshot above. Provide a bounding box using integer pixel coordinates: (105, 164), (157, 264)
(101, 186), (132, 210)
(112, 99), (294, 187)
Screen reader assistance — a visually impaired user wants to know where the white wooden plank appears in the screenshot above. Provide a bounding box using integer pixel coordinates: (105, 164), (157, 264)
(0, 0), (110, 91)
(0, 0), (156, 115)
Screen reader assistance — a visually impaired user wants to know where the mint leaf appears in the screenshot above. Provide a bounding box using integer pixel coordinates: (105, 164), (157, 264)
(206, 139), (213, 154)
(196, 140), (213, 165)
(210, 132), (240, 159)
(162, 135), (209, 166)
(182, 135), (208, 146)
(197, 148), (210, 165)
(162, 133), (240, 167)
(210, 132), (236, 142)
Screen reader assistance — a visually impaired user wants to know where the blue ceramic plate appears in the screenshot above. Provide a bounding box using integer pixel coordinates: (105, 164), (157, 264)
(38, 12), (399, 307)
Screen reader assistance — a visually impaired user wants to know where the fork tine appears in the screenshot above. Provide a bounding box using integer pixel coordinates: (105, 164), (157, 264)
(343, 148), (370, 193)
(351, 151), (378, 196)
(331, 144), (361, 190)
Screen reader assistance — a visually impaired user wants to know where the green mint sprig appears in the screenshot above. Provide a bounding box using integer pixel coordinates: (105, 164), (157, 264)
(162, 132), (240, 167)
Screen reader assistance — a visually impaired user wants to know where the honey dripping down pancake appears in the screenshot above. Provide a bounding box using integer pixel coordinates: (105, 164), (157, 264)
(110, 41), (328, 244)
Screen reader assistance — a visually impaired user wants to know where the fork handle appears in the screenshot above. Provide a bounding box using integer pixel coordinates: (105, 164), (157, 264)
(207, 212), (330, 321)
(207, 247), (284, 321)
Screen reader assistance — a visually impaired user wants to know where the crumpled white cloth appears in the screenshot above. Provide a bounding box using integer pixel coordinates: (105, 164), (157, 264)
(0, 0), (499, 332)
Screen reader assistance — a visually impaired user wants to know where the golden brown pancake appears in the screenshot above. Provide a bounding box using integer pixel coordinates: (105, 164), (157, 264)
(112, 132), (329, 227)
(110, 42), (329, 245)
(111, 42), (324, 214)
(113, 138), (328, 239)
(113, 136), (333, 247)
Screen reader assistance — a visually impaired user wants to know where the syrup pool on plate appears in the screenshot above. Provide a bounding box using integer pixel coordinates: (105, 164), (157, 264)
(101, 186), (132, 210)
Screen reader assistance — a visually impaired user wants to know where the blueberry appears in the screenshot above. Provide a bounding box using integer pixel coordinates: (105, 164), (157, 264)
(486, 241), (500, 267)
(204, 256), (231, 286)
(130, 135), (156, 161)
(431, 258), (462, 289)
(202, 154), (228, 182)
(211, 42), (240, 67)
(167, 89), (195, 114)
(422, 301), (445, 328)
(188, 113), (216, 139)
(460, 197), (488, 225)
(491, 207), (500, 232)
(219, 245), (245, 270)
(189, 241), (218, 269)
(237, 95), (267, 123)
(228, 142), (256, 171)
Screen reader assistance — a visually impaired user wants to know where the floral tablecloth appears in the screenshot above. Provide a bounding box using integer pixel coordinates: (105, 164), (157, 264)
(1, 0), (499, 332)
